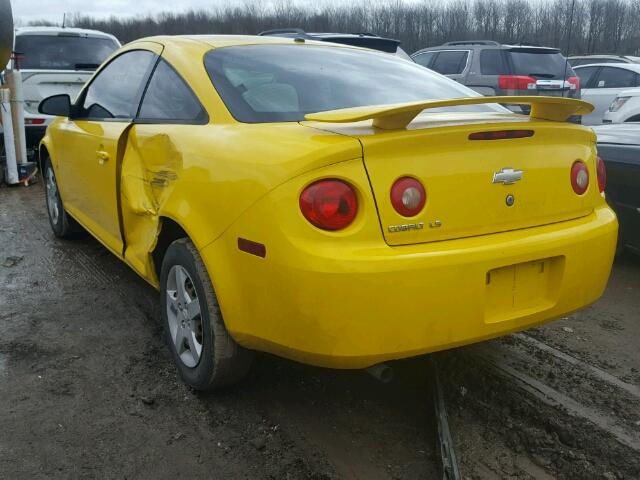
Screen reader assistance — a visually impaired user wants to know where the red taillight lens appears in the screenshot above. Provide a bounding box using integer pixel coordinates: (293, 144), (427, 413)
(567, 76), (580, 91)
(596, 156), (606, 193)
(299, 179), (358, 230)
(498, 75), (536, 90)
(26, 118), (46, 125)
(390, 177), (426, 217)
(570, 160), (589, 195)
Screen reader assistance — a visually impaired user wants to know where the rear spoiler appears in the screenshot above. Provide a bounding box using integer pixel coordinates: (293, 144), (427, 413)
(304, 96), (593, 130)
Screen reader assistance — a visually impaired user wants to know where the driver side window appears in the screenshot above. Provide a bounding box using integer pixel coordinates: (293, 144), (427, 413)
(77, 50), (156, 120)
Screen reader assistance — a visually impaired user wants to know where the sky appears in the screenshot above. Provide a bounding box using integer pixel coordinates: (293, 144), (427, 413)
(11, 0), (396, 24)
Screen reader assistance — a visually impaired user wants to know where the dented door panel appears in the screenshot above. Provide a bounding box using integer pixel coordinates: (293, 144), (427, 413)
(118, 123), (362, 284)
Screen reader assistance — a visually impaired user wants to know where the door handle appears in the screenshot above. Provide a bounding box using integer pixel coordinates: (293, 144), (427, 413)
(96, 150), (109, 164)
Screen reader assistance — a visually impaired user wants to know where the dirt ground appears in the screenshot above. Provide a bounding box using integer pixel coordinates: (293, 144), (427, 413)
(1, 184), (638, 480)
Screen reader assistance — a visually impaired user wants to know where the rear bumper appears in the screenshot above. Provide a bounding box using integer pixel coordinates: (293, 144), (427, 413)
(202, 206), (617, 369)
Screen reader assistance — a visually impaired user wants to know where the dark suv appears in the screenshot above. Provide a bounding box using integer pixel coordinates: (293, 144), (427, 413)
(412, 40), (580, 100)
(259, 29), (411, 60)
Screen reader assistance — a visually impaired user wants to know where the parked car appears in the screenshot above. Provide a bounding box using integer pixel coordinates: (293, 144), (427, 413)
(594, 123), (640, 255)
(602, 88), (640, 123)
(2, 27), (120, 151)
(38, 35), (616, 390)
(568, 55), (640, 67)
(259, 29), (411, 60)
(574, 63), (640, 124)
(411, 41), (580, 107)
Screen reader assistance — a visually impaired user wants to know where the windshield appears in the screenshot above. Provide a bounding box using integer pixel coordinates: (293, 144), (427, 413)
(205, 45), (503, 123)
(15, 34), (119, 70)
(509, 49), (573, 79)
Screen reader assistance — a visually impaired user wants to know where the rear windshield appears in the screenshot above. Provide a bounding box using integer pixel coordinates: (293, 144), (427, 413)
(15, 34), (119, 70)
(509, 49), (572, 78)
(205, 45), (503, 123)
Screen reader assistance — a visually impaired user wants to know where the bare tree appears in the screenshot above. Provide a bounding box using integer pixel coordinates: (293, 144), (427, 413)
(24, 0), (640, 55)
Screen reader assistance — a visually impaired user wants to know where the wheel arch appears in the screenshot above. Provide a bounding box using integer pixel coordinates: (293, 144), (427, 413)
(151, 216), (190, 280)
(38, 142), (51, 173)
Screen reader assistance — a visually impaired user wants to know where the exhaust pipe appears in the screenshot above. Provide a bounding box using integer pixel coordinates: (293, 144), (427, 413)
(366, 363), (393, 383)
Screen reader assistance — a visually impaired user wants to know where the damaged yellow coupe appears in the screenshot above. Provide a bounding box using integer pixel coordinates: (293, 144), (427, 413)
(38, 35), (617, 390)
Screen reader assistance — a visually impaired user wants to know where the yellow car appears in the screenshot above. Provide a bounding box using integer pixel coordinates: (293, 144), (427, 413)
(38, 35), (617, 390)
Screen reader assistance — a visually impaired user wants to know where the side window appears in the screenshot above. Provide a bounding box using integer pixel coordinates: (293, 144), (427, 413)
(594, 67), (638, 88)
(480, 49), (508, 75)
(575, 67), (598, 88)
(79, 50), (155, 120)
(138, 59), (207, 122)
(413, 51), (435, 68)
(430, 51), (469, 75)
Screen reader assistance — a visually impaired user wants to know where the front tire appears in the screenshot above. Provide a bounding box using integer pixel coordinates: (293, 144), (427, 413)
(43, 158), (77, 238)
(160, 238), (252, 390)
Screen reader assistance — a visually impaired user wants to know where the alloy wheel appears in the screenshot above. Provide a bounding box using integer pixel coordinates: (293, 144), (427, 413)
(45, 167), (60, 225)
(166, 265), (204, 368)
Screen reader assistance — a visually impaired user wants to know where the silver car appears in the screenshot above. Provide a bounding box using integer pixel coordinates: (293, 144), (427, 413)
(411, 41), (581, 106)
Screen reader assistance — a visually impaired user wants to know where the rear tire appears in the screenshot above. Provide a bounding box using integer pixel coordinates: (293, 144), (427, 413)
(43, 158), (78, 238)
(160, 238), (253, 390)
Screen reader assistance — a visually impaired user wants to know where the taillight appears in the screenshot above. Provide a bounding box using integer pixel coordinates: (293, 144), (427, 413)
(299, 179), (358, 230)
(390, 177), (426, 217)
(567, 76), (580, 91)
(570, 160), (589, 195)
(25, 118), (46, 125)
(596, 156), (606, 193)
(498, 75), (536, 90)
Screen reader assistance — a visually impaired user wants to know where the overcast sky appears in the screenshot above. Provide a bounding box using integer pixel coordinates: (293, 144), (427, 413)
(12, 0), (386, 24)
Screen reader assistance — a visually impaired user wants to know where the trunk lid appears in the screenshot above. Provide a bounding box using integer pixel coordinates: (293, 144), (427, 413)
(305, 104), (599, 246)
(22, 71), (92, 114)
(304, 96), (597, 246)
(358, 119), (596, 245)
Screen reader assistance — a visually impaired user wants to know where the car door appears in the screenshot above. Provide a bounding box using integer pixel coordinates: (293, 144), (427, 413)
(120, 57), (208, 277)
(58, 45), (161, 255)
(470, 48), (509, 96)
(581, 66), (640, 125)
(599, 142), (640, 250)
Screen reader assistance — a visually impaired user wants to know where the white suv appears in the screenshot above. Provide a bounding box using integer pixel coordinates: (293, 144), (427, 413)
(2, 27), (120, 152)
(602, 88), (640, 123)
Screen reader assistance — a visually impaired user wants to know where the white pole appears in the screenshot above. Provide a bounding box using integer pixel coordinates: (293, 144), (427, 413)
(6, 70), (27, 164)
(1, 88), (18, 184)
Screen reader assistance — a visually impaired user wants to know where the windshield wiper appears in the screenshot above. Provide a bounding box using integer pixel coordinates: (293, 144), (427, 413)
(74, 63), (100, 71)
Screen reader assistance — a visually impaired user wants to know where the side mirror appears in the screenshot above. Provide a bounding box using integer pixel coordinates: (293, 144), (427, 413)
(38, 94), (71, 117)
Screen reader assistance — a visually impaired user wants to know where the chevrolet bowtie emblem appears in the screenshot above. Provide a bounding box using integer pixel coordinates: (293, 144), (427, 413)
(492, 168), (523, 185)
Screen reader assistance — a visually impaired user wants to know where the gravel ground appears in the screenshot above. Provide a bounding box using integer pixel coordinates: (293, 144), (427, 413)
(1, 184), (638, 479)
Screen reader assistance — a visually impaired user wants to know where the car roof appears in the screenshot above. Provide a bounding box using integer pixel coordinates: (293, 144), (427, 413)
(569, 54), (640, 61)
(138, 34), (371, 50)
(257, 29), (401, 53)
(574, 62), (640, 72)
(413, 42), (559, 54)
(14, 26), (118, 40)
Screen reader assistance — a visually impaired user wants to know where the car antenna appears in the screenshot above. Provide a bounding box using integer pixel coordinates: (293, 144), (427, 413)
(562, 0), (576, 95)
